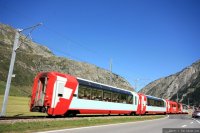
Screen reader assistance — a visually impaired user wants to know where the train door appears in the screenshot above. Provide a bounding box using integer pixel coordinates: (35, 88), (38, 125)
(166, 100), (170, 114)
(50, 76), (77, 116)
(170, 103), (173, 113)
(51, 76), (72, 109)
(175, 103), (179, 113)
(34, 77), (48, 108)
(178, 103), (183, 113)
(168, 101), (170, 113)
(136, 94), (146, 115)
(140, 95), (146, 114)
(171, 102), (177, 114)
(136, 94), (141, 115)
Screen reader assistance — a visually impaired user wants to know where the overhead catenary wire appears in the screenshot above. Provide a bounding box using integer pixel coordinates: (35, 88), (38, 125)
(1, 26), (149, 91)
(0, 24), (42, 117)
(0, 5), (152, 91)
(1, 5), (110, 62)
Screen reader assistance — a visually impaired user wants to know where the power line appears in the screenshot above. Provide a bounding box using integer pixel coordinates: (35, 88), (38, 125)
(1, 25), (86, 63)
(2, 25), (146, 93)
(1, 5), (146, 90)
(2, 24), (148, 91)
(2, 4), (103, 58)
(1, 5), (111, 62)
(30, 37), (88, 63)
(1, 6), (119, 78)
(0, 23), (42, 117)
(43, 25), (98, 54)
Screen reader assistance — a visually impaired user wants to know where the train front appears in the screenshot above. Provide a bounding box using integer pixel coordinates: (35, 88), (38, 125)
(30, 72), (78, 116)
(30, 72), (51, 113)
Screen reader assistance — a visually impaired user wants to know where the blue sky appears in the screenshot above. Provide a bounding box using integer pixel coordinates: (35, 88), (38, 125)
(1, 0), (200, 91)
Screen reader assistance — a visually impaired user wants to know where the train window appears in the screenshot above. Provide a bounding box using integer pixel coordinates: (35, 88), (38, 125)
(147, 99), (150, 106)
(159, 101), (162, 107)
(91, 89), (97, 100)
(78, 85), (85, 99)
(153, 100), (156, 106)
(163, 101), (166, 107)
(155, 101), (159, 106)
(112, 92), (120, 103)
(147, 98), (150, 106)
(85, 87), (91, 100)
(147, 97), (165, 107)
(96, 90), (103, 101)
(78, 83), (133, 105)
(120, 94), (127, 103)
(57, 82), (65, 96)
(91, 89), (103, 101)
(78, 85), (91, 100)
(103, 90), (111, 102)
(149, 99), (154, 106)
(161, 101), (165, 107)
(127, 95), (133, 104)
(135, 96), (137, 105)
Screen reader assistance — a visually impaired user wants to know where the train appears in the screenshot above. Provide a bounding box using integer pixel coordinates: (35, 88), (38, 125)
(30, 71), (188, 117)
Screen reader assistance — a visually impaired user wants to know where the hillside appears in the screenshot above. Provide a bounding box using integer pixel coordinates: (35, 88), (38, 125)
(0, 23), (133, 97)
(139, 60), (200, 106)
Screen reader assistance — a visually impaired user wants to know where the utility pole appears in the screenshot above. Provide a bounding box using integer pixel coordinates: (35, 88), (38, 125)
(133, 78), (150, 92)
(176, 93), (178, 102)
(0, 30), (20, 117)
(188, 98), (190, 108)
(0, 23), (42, 117)
(109, 58), (112, 85)
(134, 79), (138, 92)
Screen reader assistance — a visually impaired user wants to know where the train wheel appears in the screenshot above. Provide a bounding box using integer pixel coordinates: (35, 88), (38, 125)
(64, 110), (79, 117)
(47, 114), (53, 118)
(130, 112), (135, 116)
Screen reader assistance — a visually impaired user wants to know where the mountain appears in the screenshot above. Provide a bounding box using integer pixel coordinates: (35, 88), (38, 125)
(139, 60), (200, 106)
(0, 23), (133, 97)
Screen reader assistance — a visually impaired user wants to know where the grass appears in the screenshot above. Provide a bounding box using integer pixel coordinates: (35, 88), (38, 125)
(0, 95), (46, 116)
(0, 115), (165, 133)
(0, 81), (32, 97)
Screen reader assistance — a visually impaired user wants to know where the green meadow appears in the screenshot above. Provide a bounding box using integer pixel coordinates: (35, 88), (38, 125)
(0, 95), (46, 116)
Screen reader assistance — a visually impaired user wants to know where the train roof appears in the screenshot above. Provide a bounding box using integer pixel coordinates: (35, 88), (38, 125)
(37, 71), (137, 96)
(77, 77), (136, 95)
(146, 95), (164, 101)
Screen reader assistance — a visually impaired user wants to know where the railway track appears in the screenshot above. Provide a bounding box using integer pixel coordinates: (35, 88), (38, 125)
(0, 116), (47, 120)
(1, 114), (167, 124)
(0, 116), (51, 124)
(0, 114), (134, 124)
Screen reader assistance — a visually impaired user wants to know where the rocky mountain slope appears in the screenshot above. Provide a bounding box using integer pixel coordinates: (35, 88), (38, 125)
(0, 23), (133, 96)
(139, 60), (200, 106)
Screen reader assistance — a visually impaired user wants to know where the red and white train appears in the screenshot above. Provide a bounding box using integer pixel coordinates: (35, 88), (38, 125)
(30, 72), (188, 116)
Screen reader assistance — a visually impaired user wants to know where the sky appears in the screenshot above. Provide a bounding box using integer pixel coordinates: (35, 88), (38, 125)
(0, 0), (200, 91)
